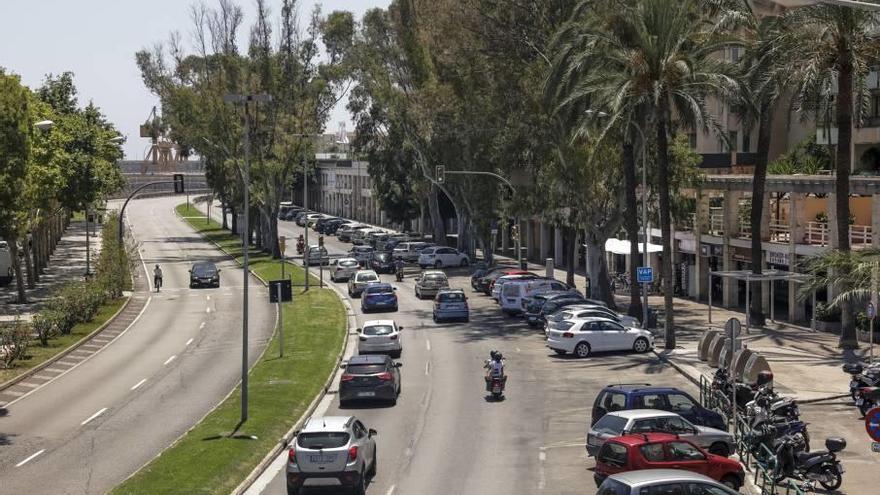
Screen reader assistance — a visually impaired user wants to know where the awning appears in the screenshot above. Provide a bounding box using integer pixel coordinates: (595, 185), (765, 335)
(603, 238), (663, 255)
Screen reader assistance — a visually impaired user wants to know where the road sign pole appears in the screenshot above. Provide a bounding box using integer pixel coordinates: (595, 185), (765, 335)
(872, 263), (878, 363)
(277, 283), (283, 358)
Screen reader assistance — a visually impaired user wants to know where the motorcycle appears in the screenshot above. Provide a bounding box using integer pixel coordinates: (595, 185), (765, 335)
(711, 368), (761, 411)
(745, 421), (810, 460)
(296, 241), (305, 255)
(773, 435), (846, 491)
(843, 362), (880, 401)
(395, 265), (405, 282)
(746, 385), (801, 425)
(484, 358), (506, 400)
(854, 386), (880, 417)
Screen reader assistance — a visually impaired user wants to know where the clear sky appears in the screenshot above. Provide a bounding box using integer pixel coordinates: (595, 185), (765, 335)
(0, 0), (389, 159)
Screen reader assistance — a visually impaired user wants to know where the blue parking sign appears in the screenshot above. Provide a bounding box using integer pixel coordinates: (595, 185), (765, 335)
(637, 267), (654, 283)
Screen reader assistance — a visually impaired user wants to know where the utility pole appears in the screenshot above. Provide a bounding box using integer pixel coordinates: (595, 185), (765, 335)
(304, 160), (310, 290)
(224, 93), (272, 424)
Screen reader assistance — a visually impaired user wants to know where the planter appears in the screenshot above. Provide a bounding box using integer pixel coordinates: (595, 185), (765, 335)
(815, 320), (841, 334)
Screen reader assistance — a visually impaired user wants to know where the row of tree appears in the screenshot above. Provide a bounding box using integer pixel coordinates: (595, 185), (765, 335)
(0, 70), (124, 304)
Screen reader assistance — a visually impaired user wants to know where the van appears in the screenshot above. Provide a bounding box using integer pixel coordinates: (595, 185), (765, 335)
(0, 240), (13, 286)
(499, 278), (569, 315)
(392, 241), (431, 263)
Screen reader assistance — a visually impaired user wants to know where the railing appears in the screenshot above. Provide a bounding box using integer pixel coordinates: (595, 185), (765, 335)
(805, 221), (829, 245)
(770, 222), (791, 243)
(850, 224), (873, 246)
(709, 211), (724, 236)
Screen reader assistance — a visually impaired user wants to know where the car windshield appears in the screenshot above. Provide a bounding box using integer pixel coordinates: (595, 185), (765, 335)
(192, 264), (215, 276)
(298, 432), (350, 449)
(339, 261), (358, 267)
(357, 273), (378, 282)
(592, 415), (627, 435)
(365, 285), (393, 295)
(375, 253), (390, 261)
(425, 274), (446, 281)
(438, 292), (464, 302)
(363, 325), (394, 336)
(347, 364), (387, 374)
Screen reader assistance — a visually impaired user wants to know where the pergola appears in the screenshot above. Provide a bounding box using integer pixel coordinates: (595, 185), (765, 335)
(708, 269), (815, 334)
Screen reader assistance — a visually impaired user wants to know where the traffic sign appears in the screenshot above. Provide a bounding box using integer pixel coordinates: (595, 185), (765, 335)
(491, 228), (498, 235)
(637, 267), (654, 283)
(869, 302), (876, 319)
(269, 279), (292, 303)
(866, 407), (880, 442)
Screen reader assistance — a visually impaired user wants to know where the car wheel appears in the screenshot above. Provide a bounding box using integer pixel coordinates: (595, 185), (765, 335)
(434, 260), (442, 268)
(286, 485), (300, 495)
(708, 442), (730, 457)
(433, 313), (438, 322)
(415, 289), (421, 299)
(574, 342), (591, 358)
(368, 448), (377, 477)
(464, 317), (470, 323)
(720, 475), (741, 491)
(632, 337), (650, 353)
(353, 471), (366, 495)
(460, 258), (468, 267)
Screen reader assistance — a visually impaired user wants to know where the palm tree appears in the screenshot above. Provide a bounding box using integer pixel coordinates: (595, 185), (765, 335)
(779, 3), (880, 348)
(547, 0), (737, 348)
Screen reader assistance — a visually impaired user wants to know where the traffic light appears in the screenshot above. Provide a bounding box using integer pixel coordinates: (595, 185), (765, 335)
(173, 174), (185, 193)
(436, 165), (445, 184)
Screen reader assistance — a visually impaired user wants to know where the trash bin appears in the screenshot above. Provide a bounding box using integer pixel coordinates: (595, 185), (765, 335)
(520, 260), (528, 270)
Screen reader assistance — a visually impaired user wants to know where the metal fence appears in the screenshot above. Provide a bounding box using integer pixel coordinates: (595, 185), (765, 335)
(698, 376), (805, 495)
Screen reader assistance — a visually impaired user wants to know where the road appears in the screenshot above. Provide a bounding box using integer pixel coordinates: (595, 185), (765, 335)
(235, 212), (699, 495)
(0, 196), (274, 494)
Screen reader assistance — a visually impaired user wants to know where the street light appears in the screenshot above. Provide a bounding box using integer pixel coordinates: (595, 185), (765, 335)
(224, 92), (273, 425)
(586, 109), (650, 328)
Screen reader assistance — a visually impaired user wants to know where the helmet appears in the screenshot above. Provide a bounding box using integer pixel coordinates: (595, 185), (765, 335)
(489, 350), (498, 360)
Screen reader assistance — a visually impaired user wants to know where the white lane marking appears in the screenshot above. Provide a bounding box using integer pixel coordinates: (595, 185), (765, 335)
(185, 338), (193, 346)
(164, 355), (177, 366)
(130, 379), (147, 391)
(199, 322), (206, 329)
(386, 486), (396, 495)
(425, 339), (431, 351)
(538, 447), (547, 490)
(206, 307), (211, 314)
(81, 407), (108, 426)
(15, 449), (45, 467)
(206, 295), (211, 301)
(516, 347), (521, 352)
(425, 361), (430, 375)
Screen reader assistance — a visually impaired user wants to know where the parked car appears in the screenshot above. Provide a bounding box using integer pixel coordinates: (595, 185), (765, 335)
(287, 415), (377, 495)
(367, 231), (392, 249)
(500, 278), (568, 314)
(596, 469), (740, 495)
(348, 270), (379, 297)
(371, 251), (396, 274)
(393, 241), (431, 262)
(305, 213), (325, 227)
(470, 265), (496, 290)
(304, 245), (329, 266)
(546, 317), (654, 358)
(522, 292), (585, 325)
(294, 211), (313, 226)
(189, 261), (221, 288)
(586, 409), (735, 458)
(325, 219), (351, 235)
(418, 246), (469, 268)
(357, 320), (402, 357)
(339, 354), (402, 406)
(433, 288), (469, 322)
(338, 224), (369, 242)
(592, 385), (726, 431)
(594, 433), (744, 490)
(475, 269), (527, 295)
(377, 234), (408, 252)
(350, 245), (375, 266)
(491, 273), (540, 301)
(314, 217), (339, 233)
(546, 305), (642, 331)
(414, 270), (449, 299)
(361, 282), (398, 313)
(330, 258), (361, 282)
(352, 228), (381, 246)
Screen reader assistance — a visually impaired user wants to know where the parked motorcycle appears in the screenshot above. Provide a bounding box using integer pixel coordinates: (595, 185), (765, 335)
(746, 385), (801, 425)
(711, 368), (760, 411)
(773, 435), (846, 491)
(854, 386), (880, 417)
(843, 362), (880, 401)
(745, 421), (810, 460)
(296, 241), (305, 255)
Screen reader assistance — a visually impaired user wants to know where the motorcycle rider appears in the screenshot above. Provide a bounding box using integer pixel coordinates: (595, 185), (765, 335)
(395, 257), (406, 280)
(153, 264), (163, 292)
(485, 350), (505, 379)
(296, 234), (305, 254)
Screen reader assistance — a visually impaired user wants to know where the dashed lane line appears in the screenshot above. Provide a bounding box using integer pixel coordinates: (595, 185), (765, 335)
(81, 407), (108, 426)
(164, 355), (177, 366)
(130, 379), (147, 391)
(185, 338), (194, 346)
(15, 449), (45, 468)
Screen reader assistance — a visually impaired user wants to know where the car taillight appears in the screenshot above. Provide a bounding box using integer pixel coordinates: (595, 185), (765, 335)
(348, 445), (359, 462)
(389, 335), (398, 340)
(377, 372), (393, 380)
(288, 446), (297, 463)
(562, 332), (574, 338)
(341, 374), (354, 381)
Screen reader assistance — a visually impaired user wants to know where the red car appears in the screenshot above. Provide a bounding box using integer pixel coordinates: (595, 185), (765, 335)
(594, 433), (744, 490)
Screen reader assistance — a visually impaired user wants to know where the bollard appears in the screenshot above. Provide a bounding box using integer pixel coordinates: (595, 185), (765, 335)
(545, 258), (554, 278)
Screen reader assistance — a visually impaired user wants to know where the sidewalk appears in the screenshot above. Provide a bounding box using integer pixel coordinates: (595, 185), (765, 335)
(0, 221), (102, 322)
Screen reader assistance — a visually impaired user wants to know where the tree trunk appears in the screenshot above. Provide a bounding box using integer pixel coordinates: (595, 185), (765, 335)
(428, 184), (447, 246)
(836, 46), (856, 348)
(8, 237), (27, 304)
(566, 226), (576, 288)
(749, 104), (772, 327)
(657, 102), (676, 349)
(586, 238), (615, 308)
(623, 140), (644, 319)
(23, 234), (35, 289)
(221, 200), (229, 230)
(230, 207), (238, 235)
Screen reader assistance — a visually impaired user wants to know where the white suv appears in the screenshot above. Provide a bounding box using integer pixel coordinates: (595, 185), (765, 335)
(418, 246), (469, 268)
(546, 317), (654, 358)
(287, 415), (377, 495)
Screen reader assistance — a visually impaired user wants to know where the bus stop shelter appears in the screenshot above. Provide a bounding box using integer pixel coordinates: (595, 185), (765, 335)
(708, 269), (815, 334)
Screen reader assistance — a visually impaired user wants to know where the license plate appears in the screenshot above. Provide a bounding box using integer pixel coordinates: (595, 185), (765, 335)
(358, 391), (376, 397)
(851, 380), (859, 388)
(492, 386), (501, 393)
(309, 454), (336, 464)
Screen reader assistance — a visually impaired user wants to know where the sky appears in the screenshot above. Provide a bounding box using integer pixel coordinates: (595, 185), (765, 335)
(0, 0), (389, 160)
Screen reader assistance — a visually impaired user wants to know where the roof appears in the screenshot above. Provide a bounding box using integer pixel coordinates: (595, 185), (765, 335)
(364, 282), (393, 290)
(347, 354), (389, 364)
(711, 269), (810, 283)
(437, 288), (464, 293)
(337, 257), (359, 263)
(601, 383), (662, 392)
(607, 433), (679, 446)
(605, 409), (678, 420)
(422, 270), (446, 276)
(363, 319), (396, 327)
(608, 469), (716, 486)
(302, 415), (352, 432)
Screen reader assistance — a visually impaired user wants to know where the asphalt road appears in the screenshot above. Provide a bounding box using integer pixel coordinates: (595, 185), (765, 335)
(238, 215), (698, 495)
(0, 196), (274, 494)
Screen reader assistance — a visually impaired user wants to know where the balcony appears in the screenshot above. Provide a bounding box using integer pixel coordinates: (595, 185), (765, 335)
(738, 220), (791, 243)
(804, 222), (873, 247)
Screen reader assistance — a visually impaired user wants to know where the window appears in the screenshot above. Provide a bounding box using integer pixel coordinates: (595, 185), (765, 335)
(353, 421), (367, 439)
(685, 483), (736, 495)
(667, 394), (697, 414)
(591, 414), (628, 436)
(346, 364), (387, 374)
(636, 394), (667, 410)
(601, 321), (625, 331)
(631, 418), (661, 433)
(363, 325), (394, 336)
(742, 132), (751, 153)
(687, 132), (698, 149)
(667, 441), (706, 461)
(640, 443), (666, 462)
(297, 432), (350, 449)
(601, 392), (627, 413)
(640, 483), (686, 495)
(660, 417), (696, 435)
(597, 479), (630, 495)
(597, 442), (629, 467)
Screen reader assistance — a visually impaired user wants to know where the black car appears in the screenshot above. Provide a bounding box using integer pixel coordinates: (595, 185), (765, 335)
(525, 295), (586, 326)
(189, 261), (221, 288)
(475, 268), (515, 294)
(314, 217), (338, 233)
(339, 354), (401, 406)
(371, 251), (396, 274)
(322, 218), (348, 234)
(470, 265), (497, 290)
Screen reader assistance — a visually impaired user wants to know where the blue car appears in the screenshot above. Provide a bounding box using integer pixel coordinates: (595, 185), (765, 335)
(592, 384), (727, 431)
(361, 282), (398, 313)
(432, 288), (469, 322)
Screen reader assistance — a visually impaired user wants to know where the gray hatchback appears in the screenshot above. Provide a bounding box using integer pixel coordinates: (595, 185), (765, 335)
(597, 469), (739, 495)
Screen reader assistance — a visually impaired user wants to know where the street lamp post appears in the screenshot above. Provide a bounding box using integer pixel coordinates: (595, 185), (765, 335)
(224, 93), (272, 424)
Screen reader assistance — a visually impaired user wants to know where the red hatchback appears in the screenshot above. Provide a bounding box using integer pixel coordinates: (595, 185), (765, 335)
(594, 433), (744, 491)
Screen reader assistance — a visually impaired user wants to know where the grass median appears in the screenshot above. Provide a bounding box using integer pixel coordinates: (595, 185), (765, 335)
(111, 203), (346, 495)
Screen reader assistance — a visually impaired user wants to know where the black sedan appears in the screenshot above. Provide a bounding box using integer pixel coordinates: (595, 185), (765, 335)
(339, 354), (401, 406)
(370, 252), (396, 274)
(189, 262), (221, 288)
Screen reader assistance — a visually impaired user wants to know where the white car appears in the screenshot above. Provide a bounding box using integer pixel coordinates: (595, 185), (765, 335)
(304, 245), (329, 266)
(357, 319), (402, 358)
(499, 278), (568, 314)
(543, 305), (642, 335)
(348, 270), (379, 297)
(287, 415), (377, 494)
(491, 273), (539, 301)
(330, 258), (360, 282)
(417, 246), (469, 268)
(546, 317), (654, 358)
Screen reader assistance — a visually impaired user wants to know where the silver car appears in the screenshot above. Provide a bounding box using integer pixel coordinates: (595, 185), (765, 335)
(597, 469), (739, 495)
(286, 415), (377, 495)
(348, 270), (379, 297)
(357, 319), (402, 357)
(586, 409), (734, 457)
(414, 270), (449, 299)
(350, 245), (375, 266)
(330, 258), (360, 282)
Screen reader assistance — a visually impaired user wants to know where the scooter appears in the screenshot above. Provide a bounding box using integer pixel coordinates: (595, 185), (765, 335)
(773, 434), (846, 491)
(485, 374), (507, 400)
(395, 264), (405, 282)
(746, 421), (810, 460)
(854, 386), (880, 416)
(843, 362), (880, 401)
(296, 241), (305, 255)
(746, 385), (801, 425)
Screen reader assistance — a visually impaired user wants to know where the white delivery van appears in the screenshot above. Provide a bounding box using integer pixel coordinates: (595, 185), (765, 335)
(500, 278), (569, 315)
